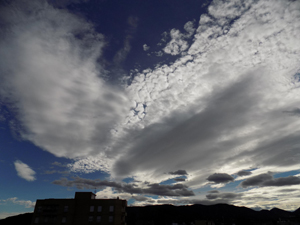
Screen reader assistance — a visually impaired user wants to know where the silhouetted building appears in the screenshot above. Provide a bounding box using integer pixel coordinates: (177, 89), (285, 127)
(31, 192), (127, 225)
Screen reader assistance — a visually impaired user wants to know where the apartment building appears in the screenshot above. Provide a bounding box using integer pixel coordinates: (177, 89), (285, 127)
(31, 192), (127, 225)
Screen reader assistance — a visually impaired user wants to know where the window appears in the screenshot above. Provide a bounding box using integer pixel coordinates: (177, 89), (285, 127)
(34, 217), (39, 224)
(64, 206), (68, 212)
(96, 216), (101, 223)
(89, 216), (93, 222)
(97, 206), (102, 212)
(109, 206), (114, 212)
(109, 216), (113, 223)
(37, 206), (42, 213)
(62, 217), (66, 223)
(90, 206), (94, 212)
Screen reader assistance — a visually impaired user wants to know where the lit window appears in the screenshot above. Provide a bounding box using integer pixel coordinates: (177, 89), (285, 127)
(62, 217), (66, 223)
(97, 206), (102, 212)
(109, 206), (114, 212)
(89, 216), (93, 222)
(90, 206), (94, 212)
(64, 206), (68, 212)
(96, 216), (101, 223)
(34, 217), (39, 224)
(109, 216), (113, 222)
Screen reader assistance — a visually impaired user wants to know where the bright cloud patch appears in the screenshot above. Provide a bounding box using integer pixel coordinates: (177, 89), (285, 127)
(0, 0), (129, 159)
(3, 197), (36, 208)
(143, 44), (150, 51)
(163, 29), (189, 55)
(14, 160), (36, 181)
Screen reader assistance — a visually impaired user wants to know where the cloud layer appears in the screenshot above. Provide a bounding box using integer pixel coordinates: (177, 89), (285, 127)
(53, 177), (194, 197)
(240, 173), (300, 188)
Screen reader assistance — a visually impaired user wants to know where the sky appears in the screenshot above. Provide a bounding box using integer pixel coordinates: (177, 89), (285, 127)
(1, 0), (300, 219)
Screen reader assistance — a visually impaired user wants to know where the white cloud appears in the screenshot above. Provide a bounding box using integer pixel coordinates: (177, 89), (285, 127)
(234, 185), (300, 211)
(162, 21), (195, 56)
(14, 160), (36, 181)
(0, 197), (35, 219)
(4, 197), (36, 208)
(0, 0), (129, 159)
(155, 51), (163, 57)
(143, 44), (150, 51)
(163, 29), (189, 55)
(184, 21), (195, 37)
(95, 187), (132, 200)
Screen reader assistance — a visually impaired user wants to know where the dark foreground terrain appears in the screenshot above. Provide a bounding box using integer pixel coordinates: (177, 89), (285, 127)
(1, 204), (300, 225)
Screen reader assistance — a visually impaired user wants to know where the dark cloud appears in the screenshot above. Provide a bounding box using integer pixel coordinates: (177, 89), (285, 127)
(52, 177), (122, 189)
(169, 170), (188, 175)
(240, 173), (300, 188)
(207, 173), (234, 184)
(51, 162), (67, 167)
(47, 0), (89, 7)
(52, 177), (194, 197)
(144, 183), (194, 196)
(206, 192), (242, 200)
(174, 177), (186, 182)
(207, 190), (219, 193)
(156, 192), (241, 205)
(132, 195), (149, 202)
(237, 170), (252, 176)
(44, 170), (69, 175)
(279, 189), (299, 192)
(283, 108), (300, 116)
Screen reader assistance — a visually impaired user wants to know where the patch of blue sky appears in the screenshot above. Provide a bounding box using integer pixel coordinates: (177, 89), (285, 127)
(122, 177), (135, 183)
(218, 180), (244, 193)
(192, 186), (219, 195)
(159, 176), (187, 185)
(0, 202), (33, 216)
(127, 198), (135, 206)
(0, 121), (72, 170)
(293, 72), (300, 82)
(273, 170), (300, 178)
(159, 178), (176, 185)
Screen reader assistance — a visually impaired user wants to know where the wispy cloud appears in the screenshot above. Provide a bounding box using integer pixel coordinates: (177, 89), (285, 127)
(113, 16), (139, 64)
(1, 197), (35, 208)
(14, 160), (36, 181)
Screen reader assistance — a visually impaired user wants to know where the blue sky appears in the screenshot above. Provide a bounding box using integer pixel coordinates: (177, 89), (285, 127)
(1, 0), (300, 219)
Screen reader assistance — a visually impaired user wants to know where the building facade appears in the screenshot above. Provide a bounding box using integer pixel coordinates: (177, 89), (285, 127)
(31, 192), (127, 225)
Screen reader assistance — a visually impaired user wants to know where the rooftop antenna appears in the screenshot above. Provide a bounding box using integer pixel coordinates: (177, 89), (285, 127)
(94, 188), (97, 195)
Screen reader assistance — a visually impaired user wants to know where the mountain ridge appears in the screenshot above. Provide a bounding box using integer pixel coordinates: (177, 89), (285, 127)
(1, 204), (299, 225)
